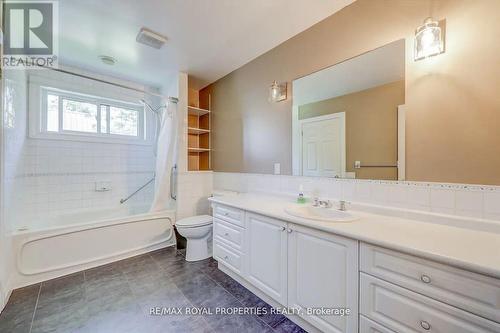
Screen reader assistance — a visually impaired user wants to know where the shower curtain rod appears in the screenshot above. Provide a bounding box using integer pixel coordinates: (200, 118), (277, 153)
(41, 66), (178, 103)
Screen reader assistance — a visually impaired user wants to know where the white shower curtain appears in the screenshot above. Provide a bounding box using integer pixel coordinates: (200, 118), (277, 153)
(150, 99), (178, 212)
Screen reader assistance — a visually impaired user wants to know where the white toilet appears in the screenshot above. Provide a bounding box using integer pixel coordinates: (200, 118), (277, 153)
(176, 215), (213, 262)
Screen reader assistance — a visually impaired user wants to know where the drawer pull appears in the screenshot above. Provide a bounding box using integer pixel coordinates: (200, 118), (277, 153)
(287, 229), (293, 233)
(420, 274), (431, 284)
(224, 232), (229, 236)
(420, 320), (431, 330)
(223, 212), (229, 216)
(224, 255), (229, 260)
(281, 226), (286, 231)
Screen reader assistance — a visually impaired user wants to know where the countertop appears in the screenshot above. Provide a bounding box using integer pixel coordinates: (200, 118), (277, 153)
(209, 193), (500, 279)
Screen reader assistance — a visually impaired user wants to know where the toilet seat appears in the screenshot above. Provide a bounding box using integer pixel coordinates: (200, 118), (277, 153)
(176, 215), (212, 228)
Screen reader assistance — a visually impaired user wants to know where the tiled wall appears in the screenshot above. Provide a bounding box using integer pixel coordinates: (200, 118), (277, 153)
(176, 172), (213, 220)
(213, 172), (500, 221)
(7, 140), (155, 230)
(3, 69), (156, 231)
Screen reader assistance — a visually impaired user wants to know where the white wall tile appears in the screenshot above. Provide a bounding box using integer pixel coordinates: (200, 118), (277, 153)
(386, 184), (408, 208)
(212, 172), (500, 222)
(455, 190), (484, 218)
(484, 191), (500, 214)
(406, 186), (431, 211)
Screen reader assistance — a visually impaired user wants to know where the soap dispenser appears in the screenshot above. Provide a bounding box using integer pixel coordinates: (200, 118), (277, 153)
(297, 184), (306, 204)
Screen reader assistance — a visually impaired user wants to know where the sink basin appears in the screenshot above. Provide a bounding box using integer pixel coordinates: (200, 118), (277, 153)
(284, 205), (359, 222)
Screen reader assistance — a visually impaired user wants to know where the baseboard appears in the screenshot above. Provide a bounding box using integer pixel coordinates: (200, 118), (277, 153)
(218, 263), (322, 333)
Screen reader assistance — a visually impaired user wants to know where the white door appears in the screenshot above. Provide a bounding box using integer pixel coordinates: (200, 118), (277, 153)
(301, 113), (345, 177)
(288, 224), (358, 333)
(245, 213), (288, 305)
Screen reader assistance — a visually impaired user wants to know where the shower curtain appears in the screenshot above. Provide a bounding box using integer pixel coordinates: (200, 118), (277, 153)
(150, 99), (178, 212)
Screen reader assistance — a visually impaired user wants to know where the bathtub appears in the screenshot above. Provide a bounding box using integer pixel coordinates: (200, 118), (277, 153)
(10, 205), (176, 288)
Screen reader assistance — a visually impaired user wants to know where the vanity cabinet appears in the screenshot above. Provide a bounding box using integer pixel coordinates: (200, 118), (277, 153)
(245, 213), (288, 305)
(360, 273), (500, 333)
(288, 224), (358, 333)
(360, 243), (500, 323)
(211, 203), (500, 333)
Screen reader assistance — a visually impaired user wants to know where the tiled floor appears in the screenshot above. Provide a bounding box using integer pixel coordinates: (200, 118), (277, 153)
(0, 247), (306, 333)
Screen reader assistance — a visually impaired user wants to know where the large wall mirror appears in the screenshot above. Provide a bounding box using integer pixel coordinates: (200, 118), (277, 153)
(292, 39), (405, 180)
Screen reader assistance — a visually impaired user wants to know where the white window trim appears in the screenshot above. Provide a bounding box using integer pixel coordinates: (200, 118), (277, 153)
(29, 74), (155, 146)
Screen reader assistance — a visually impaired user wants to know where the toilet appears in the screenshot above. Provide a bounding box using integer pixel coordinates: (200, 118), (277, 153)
(176, 215), (213, 262)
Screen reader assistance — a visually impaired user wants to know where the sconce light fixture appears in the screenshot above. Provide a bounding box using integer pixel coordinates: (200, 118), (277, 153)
(414, 17), (444, 61)
(269, 80), (287, 102)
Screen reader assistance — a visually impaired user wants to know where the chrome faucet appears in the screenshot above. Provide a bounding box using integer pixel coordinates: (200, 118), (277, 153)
(312, 197), (332, 208)
(339, 200), (350, 211)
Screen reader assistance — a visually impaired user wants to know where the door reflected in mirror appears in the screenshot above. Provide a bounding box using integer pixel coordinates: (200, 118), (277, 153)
(292, 39), (405, 180)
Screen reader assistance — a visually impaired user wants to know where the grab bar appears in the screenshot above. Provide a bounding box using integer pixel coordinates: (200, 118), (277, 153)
(120, 177), (155, 204)
(170, 164), (177, 200)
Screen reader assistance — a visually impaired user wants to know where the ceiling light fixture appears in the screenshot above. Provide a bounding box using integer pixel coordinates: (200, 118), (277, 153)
(269, 80), (287, 103)
(414, 17), (444, 61)
(99, 55), (116, 66)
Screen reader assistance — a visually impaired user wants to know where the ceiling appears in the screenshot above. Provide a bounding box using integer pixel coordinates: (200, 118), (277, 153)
(293, 39), (406, 106)
(58, 0), (355, 90)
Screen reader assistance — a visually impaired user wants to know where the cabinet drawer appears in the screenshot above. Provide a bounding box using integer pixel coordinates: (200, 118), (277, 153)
(360, 315), (396, 333)
(214, 218), (243, 251)
(213, 204), (244, 227)
(360, 243), (500, 322)
(214, 241), (242, 274)
(360, 273), (500, 333)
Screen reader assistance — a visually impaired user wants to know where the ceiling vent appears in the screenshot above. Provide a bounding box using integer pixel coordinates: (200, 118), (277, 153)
(136, 27), (168, 49)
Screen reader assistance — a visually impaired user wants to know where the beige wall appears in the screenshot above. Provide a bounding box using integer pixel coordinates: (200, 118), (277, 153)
(299, 80), (404, 180)
(202, 0), (500, 185)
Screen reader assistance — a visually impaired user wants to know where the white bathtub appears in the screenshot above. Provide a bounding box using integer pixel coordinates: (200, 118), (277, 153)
(10, 206), (176, 288)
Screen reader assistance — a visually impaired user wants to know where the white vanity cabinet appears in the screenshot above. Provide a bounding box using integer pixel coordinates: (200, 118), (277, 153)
(245, 212), (288, 305)
(288, 224), (359, 333)
(211, 202), (500, 333)
(213, 205), (359, 333)
(360, 244), (500, 333)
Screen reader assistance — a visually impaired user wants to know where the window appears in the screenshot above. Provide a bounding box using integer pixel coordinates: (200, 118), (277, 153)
(40, 88), (145, 142)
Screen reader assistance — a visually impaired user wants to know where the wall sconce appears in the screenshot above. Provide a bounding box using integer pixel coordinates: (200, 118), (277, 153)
(414, 17), (444, 61)
(269, 80), (287, 102)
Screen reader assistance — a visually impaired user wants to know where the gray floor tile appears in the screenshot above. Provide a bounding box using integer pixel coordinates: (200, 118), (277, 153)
(273, 317), (308, 333)
(31, 302), (88, 333)
(253, 299), (288, 328)
(203, 300), (274, 333)
(1, 248), (308, 333)
(0, 284), (40, 333)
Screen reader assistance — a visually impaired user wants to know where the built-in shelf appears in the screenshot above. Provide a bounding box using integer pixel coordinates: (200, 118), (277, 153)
(188, 106), (210, 116)
(188, 127), (210, 135)
(187, 80), (211, 171)
(188, 147), (211, 153)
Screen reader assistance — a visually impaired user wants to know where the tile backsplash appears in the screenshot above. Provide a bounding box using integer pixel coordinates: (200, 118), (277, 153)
(213, 172), (500, 222)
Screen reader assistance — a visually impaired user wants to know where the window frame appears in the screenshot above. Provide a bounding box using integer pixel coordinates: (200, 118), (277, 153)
(37, 87), (148, 144)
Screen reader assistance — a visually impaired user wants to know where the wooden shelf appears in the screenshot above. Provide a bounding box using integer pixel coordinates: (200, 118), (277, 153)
(187, 81), (211, 172)
(188, 106), (210, 116)
(188, 147), (211, 153)
(188, 127), (210, 135)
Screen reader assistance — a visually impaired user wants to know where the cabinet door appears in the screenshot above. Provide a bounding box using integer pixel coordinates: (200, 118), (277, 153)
(288, 224), (358, 333)
(245, 212), (288, 305)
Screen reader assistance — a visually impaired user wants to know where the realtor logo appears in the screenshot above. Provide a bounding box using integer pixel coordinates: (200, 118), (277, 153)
(2, 1), (58, 68)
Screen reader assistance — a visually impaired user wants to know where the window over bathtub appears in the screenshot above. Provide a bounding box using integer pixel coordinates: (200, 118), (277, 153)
(29, 72), (156, 145)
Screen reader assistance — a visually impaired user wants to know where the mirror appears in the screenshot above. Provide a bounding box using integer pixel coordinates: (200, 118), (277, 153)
(292, 40), (405, 180)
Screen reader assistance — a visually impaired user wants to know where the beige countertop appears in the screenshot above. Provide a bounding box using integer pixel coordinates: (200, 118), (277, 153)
(209, 192), (500, 279)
